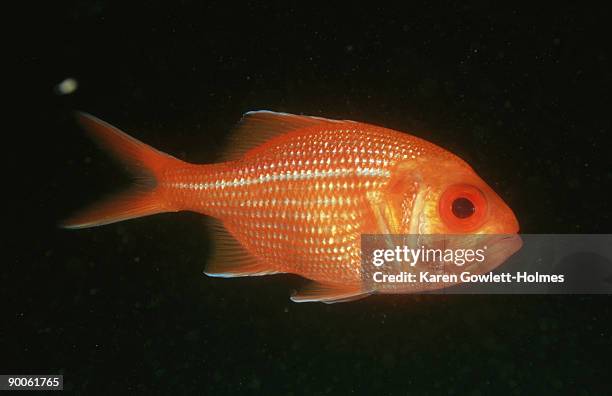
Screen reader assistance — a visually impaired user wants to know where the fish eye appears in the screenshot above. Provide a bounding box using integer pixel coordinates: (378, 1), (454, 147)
(439, 184), (488, 231)
(452, 197), (475, 218)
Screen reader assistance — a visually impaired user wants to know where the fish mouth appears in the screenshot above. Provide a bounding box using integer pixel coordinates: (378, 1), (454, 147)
(465, 234), (523, 272)
(489, 234), (523, 255)
(488, 234), (523, 267)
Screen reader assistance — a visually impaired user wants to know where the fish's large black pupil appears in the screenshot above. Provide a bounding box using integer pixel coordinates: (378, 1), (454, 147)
(452, 197), (475, 219)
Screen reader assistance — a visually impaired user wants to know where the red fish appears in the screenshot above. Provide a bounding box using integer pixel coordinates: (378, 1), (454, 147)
(64, 111), (521, 302)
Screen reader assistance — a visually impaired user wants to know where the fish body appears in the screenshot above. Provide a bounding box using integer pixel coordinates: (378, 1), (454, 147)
(65, 111), (521, 302)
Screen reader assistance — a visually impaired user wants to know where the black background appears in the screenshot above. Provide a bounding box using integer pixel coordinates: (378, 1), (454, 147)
(6, 2), (612, 394)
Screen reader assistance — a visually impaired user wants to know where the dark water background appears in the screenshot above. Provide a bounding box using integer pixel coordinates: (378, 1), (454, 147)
(7, 2), (612, 394)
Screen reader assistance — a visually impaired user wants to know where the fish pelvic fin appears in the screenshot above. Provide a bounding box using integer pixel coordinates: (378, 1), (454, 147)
(291, 281), (372, 304)
(61, 112), (185, 229)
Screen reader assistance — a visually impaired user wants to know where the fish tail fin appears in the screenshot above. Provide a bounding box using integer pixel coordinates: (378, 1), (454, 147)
(61, 112), (184, 229)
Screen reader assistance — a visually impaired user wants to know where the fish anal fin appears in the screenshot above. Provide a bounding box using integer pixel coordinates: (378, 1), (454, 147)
(291, 281), (371, 304)
(204, 218), (280, 277)
(221, 110), (356, 161)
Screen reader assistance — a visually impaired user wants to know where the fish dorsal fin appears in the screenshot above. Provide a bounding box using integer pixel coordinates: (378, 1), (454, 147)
(291, 281), (372, 304)
(204, 218), (281, 277)
(221, 110), (356, 161)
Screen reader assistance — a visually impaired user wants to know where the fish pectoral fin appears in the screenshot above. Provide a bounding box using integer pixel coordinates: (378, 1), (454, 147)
(366, 191), (400, 235)
(291, 282), (371, 304)
(204, 218), (280, 278)
(366, 162), (421, 235)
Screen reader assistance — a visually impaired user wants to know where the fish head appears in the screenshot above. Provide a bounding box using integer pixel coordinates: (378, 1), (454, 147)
(387, 155), (522, 273)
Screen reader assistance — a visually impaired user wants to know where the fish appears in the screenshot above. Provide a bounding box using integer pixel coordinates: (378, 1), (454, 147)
(63, 111), (521, 303)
